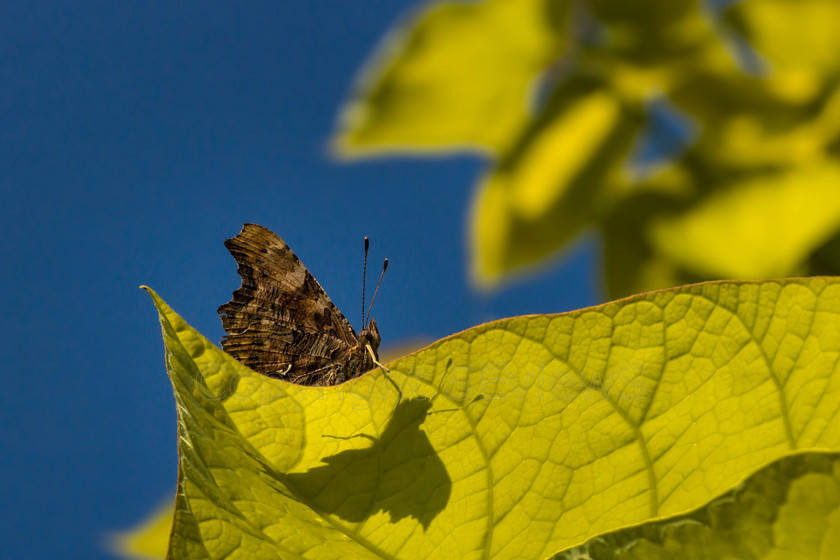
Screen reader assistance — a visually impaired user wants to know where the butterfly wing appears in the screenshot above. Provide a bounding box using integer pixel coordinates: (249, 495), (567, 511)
(218, 223), (362, 381)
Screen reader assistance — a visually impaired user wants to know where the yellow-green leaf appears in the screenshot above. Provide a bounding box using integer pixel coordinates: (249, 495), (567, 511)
(333, 0), (564, 157)
(587, 0), (716, 67)
(110, 499), (173, 559)
(670, 72), (840, 168)
(601, 188), (695, 299)
(554, 451), (840, 559)
(649, 161), (840, 279)
(470, 81), (641, 287)
(725, 0), (840, 77)
(146, 278), (840, 559)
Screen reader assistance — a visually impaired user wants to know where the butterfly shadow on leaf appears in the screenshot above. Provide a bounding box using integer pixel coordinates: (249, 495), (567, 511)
(284, 397), (451, 530)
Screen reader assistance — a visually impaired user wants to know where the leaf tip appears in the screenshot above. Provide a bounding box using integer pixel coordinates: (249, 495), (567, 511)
(139, 286), (167, 314)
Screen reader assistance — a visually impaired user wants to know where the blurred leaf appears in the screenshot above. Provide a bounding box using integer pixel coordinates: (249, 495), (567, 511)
(471, 79), (642, 287)
(110, 499), (173, 560)
(334, 0), (565, 157)
(553, 451), (840, 559)
(587, 0), (715, 66)
(147, 278), (840, 558)
(602, 189), (697, 299)
(588, 0), (700, 27)
(725, 0), (840, 76)
(672, 77), (840, 169)
(811, 230), (840, 276)
(334, 0), (840, 294)
(650, 161), (840, 278)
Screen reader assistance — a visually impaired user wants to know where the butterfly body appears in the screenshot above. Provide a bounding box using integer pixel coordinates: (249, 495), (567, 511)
(218, 223), (381, 386)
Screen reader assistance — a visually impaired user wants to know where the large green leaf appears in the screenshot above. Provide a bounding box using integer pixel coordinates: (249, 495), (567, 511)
(122, 453), (840, 560)
(145, 278), (840, 559)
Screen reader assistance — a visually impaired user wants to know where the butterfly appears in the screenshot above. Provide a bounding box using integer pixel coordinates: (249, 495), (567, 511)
(218, 223), (387, 386)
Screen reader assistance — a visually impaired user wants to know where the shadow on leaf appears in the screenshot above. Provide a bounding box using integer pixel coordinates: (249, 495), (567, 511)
(286, 397), (451, 530)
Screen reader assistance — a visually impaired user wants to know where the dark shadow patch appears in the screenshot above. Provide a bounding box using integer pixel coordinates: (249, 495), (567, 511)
(285, 397), (451, 530)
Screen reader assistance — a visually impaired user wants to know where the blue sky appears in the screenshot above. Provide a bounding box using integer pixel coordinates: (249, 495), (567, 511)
(0, 2), (598, 557)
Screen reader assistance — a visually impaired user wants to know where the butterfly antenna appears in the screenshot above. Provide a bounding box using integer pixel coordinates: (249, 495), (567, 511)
(365, 258), (388, 326)
(362, 237), (369, 327)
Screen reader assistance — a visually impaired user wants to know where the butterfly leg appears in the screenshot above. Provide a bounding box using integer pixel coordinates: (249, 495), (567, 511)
(274, 363), (293, 377)
(366, 344), (389, 372)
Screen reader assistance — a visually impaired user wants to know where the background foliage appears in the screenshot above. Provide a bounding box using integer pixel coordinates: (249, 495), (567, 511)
(336, 0), (840, 296)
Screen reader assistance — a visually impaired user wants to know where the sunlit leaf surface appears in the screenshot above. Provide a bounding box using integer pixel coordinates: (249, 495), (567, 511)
(146, 278), (840, 558)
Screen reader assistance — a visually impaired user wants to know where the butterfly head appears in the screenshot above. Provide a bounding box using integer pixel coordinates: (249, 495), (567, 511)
(359, 318), (381, 359)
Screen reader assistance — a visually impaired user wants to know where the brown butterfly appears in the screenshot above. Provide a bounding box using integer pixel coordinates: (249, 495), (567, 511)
(218, 223), (387, 386)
